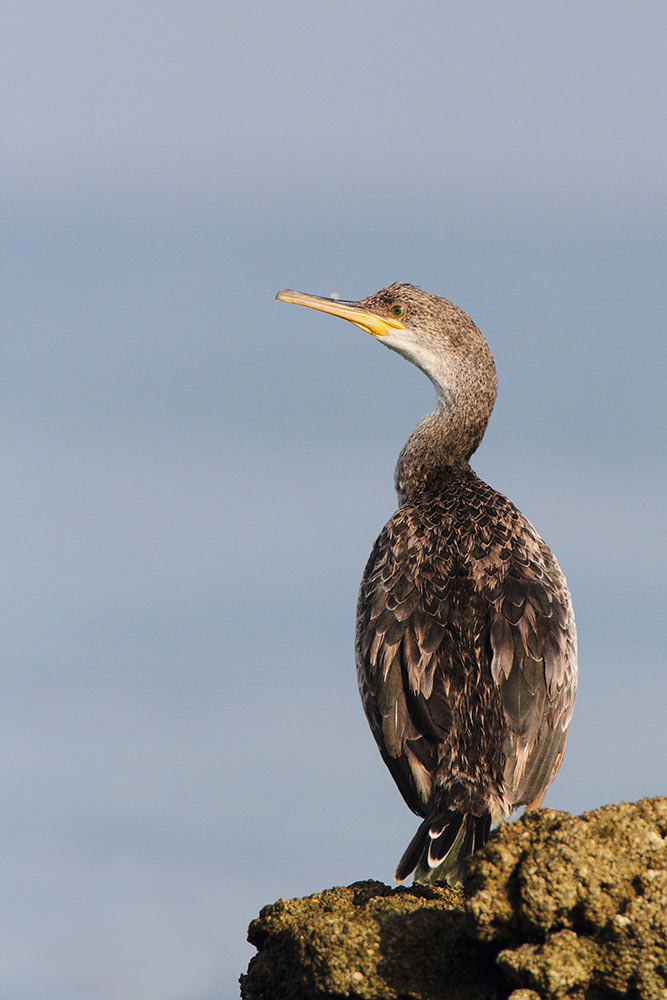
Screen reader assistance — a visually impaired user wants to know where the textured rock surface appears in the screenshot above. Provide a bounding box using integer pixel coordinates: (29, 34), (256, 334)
(241, 880), (498, 1000)
(241, 797), (667, 1000)
(467, 797), (667, 999)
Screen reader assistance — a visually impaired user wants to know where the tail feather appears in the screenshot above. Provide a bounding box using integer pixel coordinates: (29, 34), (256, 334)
(395, 809), (492, 884)
(474, 813), (492, 849)
(394, 816), (432, 883)
(427, 811), (464, 868)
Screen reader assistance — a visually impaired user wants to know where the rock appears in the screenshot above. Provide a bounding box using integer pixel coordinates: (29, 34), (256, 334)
(240, 880), (499, 1000)
(467, 797), (667, 999)
(241, 797), (667, 1000)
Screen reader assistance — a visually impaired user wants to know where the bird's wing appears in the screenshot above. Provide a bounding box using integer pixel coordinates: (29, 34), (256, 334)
(480, 525), (578, 810)
(356, 512), (457, 817)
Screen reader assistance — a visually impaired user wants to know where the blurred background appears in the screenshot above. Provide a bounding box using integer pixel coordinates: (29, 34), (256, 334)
(3, 2), (665, 998)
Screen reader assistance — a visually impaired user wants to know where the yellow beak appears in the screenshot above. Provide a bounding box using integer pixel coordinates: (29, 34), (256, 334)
(276, 288), (405, 337)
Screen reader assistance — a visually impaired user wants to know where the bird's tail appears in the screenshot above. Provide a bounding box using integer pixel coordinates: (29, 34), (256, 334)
(395, 809), (492, 884)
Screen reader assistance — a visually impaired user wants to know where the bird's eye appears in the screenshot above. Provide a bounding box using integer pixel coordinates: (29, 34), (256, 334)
(390, 304), (405, 318)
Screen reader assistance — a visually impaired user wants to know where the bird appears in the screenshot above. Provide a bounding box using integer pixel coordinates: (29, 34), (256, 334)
(276, 283), (577, 882)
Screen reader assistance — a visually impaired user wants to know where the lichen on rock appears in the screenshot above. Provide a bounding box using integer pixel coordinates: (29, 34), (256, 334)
(241, 797), (667, 1000)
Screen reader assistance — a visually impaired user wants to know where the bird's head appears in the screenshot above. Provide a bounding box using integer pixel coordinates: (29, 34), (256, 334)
(276, 283), (497, 415)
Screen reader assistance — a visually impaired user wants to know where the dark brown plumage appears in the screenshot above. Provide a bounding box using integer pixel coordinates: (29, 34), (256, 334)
(276, 283), (577, 881)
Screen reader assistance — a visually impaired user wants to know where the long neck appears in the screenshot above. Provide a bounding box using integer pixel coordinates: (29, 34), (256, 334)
(394, 387), (493, 503)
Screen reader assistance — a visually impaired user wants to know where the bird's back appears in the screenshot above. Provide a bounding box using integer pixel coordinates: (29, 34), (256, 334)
(355, 465), (577, 881)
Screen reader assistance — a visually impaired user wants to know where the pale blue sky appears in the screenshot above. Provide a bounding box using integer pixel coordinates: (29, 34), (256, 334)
(2, 2), (666, 999)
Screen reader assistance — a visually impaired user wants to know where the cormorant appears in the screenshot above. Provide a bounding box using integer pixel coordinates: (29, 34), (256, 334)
(276, 283), (577, 882)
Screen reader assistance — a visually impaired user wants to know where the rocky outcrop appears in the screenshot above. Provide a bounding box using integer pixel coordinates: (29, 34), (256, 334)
(241, 880), (495, 1000)
(240, 797), (667, 1000)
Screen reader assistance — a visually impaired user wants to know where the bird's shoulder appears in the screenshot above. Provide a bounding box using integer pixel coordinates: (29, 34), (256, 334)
(359, 468), (541, 603)
(364, 468), (568, 590)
